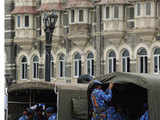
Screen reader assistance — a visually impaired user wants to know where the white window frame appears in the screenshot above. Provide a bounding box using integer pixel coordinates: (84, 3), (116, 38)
(87, 57), (94, 76)
(146, 2), (151, 16)
(139, 55), (148, 73)
(74, 58), (81, 78)
(79, 9), (84, 22)
(59, 59), (65, 78)
(21, 57), (28, 80)
(108, 57), (116, 73)
(32, 56), (39, 79)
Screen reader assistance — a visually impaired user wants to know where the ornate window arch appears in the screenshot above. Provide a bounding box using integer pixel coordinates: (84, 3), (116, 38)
(108, 50), (116, 73)
(153, 48), (160, 73)
(59, 53), (65, 78)
(74, 53), (81, 77)
(122, 49), (130, 72)
(32, 56), (39, 79)
(87, 52), (94, 76)
(137, 48), (148, 73)
(21, 56), (28, 80)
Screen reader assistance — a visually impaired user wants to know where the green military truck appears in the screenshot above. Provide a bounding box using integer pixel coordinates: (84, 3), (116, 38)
(8, 72), (160, 120)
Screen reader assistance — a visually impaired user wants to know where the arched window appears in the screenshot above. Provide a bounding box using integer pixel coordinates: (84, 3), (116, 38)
(154, 48), (160, 73)
(108, 51), (116, 73)
(74, 53), (81, 77)
(21, 56), (28, 80)
(87, 52), (94, 76)
(59, 54), (65, 77)
(50, 55), (54, 78)
(122, 49), (130, 72)
(33, 56), (39, 79)
(137, 48), (148, 73)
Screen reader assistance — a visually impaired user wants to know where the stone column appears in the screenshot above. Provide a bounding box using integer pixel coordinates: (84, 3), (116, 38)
(5, 0), (16, 83)
(95, 5), (104, 77)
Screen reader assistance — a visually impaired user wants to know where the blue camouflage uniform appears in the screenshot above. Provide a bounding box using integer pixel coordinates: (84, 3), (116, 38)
(91, 87), (112, 120)
(18, 115), (28, 120)
(48, 113), (57, 120)
(140, 111), (149, 120)
(107, 106), (124, 120)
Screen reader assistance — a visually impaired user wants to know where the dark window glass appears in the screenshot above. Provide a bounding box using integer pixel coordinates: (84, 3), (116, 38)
(33, 63), (36, 78)
(159, 56), (160, 72)
(154, 48), (160, 54)
(50, 55), (54, 78)
(17, 16), (20, 27)
(137, 3), (141, 16)
(25, 16), (29, 27)
(109, 59), (112, 73)
(114, 6), (119, 18)
(25, 64), (27, 78)
(60, 61), (63, 77)
(106, 7), (110, 19)
(109, 51), (116, 57)
(122, 50), (130, 72)
(21, 56), (27, 79)
(129, 7), (134, 19)
(33, 56), (39, 78)
(154, 56), (158, 73)
(71, 10), (75, 23)
(75, 53), (81, 59)
(59, 54), (65, 77)
(75, 61), (77, 76)
(158, 56), (160, 72)
(146, 2), (151, 15)
(74, 53), (81, 77)
(63, 13), (69, 26)
(87, 60), (90, 75)
(79, 10), (84, 22)
(145, 56), (148, 73)
(36, 16), (41, 36)
(87, 53), (94, 76)
(158, 3), (160, 17)
(113, 58), (116, 72)
(22, 65), (24, 79)
(140, 57), (143, 73)
(79, 60), (81, 76)
(138, 48), (147, 55)
(122, 58), (126, 72)
(127, 57), (130, 72)
(92, 59), (94, 76)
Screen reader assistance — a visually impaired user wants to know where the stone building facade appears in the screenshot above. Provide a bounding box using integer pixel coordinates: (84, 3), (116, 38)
(5, 0), (160, 84)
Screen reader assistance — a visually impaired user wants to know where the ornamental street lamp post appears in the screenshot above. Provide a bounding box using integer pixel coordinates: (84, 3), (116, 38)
(43, 12), (58, 81)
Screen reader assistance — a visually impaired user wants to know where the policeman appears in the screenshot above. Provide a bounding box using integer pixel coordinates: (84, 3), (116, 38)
(19, 108), (34, 120)
(33, 106), (46, 120)
(27, 109), (34, 120)
(18, 108), (28, 120)
(46, 107), (57, 120)
(140, 104), (149, 120)
(106, 106), (124, 120)
(91, 80), (114, 120)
